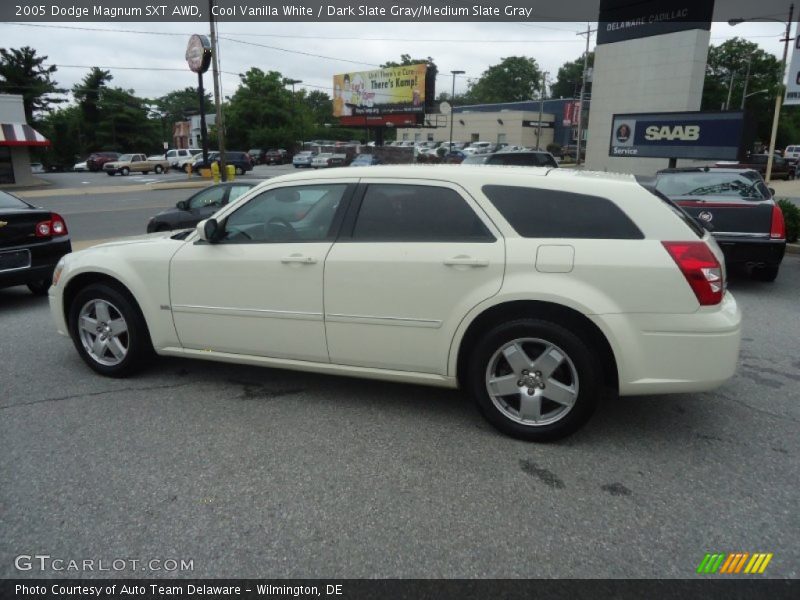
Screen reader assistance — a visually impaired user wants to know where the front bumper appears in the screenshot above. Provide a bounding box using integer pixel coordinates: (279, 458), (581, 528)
(593, 292), (742, 396)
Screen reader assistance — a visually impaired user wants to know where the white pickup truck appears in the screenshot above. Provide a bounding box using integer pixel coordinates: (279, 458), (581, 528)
(103, 153), (171, 176)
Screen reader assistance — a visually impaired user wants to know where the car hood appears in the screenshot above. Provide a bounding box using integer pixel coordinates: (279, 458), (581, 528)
(79, 230), (187, 252)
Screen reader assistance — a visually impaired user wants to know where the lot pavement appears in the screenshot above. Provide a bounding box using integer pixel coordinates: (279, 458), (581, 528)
(0, 232), (798, 577)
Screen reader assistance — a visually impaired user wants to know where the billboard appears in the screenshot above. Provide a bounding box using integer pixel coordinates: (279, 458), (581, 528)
(609, 111), (749, 160)
(333, 64), (427, 117)
(597, 0), (714, 45)
(785, 33), (800, 105)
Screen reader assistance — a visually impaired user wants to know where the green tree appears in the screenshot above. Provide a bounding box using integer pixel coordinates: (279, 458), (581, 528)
(95, 87), (161, 152)
(72, 67), (113, 150)
(463, 56), (542, 104)
(225, 68), (312, 150)
(303, 89), (333, 126)
(551, 52), (593, 99)
(38, 105), (83, 168)
(153, 86), (213, 125)
(0, 46), (64, 121)
(381, 54), (438, 81)
(700, 37), (800, 147)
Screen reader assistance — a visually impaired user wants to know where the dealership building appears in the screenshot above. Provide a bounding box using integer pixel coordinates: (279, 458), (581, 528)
(394, 98), (587, 150)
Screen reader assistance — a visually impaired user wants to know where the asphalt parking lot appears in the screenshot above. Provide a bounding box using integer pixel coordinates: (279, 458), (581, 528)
(1, 248), (798, 578)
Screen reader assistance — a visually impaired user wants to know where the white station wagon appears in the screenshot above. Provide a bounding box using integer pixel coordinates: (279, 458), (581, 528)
(49, 166), (741, 441)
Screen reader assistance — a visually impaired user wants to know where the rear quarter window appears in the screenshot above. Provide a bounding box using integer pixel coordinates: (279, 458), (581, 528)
(482, 185), (643, 239)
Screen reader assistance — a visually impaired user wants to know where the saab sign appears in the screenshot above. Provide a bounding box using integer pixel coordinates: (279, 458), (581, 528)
(609, 111), (749, 160)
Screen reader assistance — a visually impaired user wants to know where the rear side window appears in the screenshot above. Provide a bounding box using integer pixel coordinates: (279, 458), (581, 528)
(482, 185), (643, 239)
(353, 184), (494, 242)
(635, 178), (704, 239)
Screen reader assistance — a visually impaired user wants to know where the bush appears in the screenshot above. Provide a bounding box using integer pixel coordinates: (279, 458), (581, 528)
(777, 198), (800, 243)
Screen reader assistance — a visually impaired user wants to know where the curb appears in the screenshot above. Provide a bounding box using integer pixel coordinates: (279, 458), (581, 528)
(786, 243), (800, 255)
(15, 179), (212, 199)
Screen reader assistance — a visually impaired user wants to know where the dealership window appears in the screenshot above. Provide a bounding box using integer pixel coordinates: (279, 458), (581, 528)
(402, 133), (409, 141)
(0, 147), (14, 184)
(471, 133), (480, 142)
(427, 133), (434, 141)
(414, 133), (421, 142)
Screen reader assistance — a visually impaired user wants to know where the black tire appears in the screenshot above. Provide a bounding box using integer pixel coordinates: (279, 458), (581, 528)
(183, 164), (190, 173)
(27, 278), (50, 296)
(752, 264), (780, 282)
(142, 171), (149, 175)
(121, 167), (130, 176)
(68, 282), (153, 377)
(155, 165), (163, 174)
(107, 171), (115, 176)
(467, 318), (602, 442)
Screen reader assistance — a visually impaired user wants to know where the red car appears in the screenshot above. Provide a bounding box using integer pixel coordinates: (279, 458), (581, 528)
(86, 152), (120, 172)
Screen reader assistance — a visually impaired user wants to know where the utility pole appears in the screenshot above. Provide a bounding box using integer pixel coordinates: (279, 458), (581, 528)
(209, 0), (227, 181)
(285, 78), (302, 149)
(740, 55), (753, 109)
(575, 23), (595, 167)
(725, 71), (736, 110)
(536, 71), (548, 150)
(449, 70), (464, 152)
(766, 3), (794, 183)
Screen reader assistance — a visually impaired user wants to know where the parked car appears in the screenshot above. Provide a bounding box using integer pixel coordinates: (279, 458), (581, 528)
(104, 153), (170, 176)
(466, 141), (493, 154)
(714, 154), (793, 180)
(50, 166), (741, 441)
(782, 144), (800, 164)
(560, 145), (585, 160)
(146, 182), (258, 233)
(165, 148), (201, 171)
(86, 152), (120, 172)
(444, 150), (467, 164)
(311, 153), (347, 168)
(0, 190), (71, 295)
(30, 162), (45, 174)
(652, 167), (786, 281)
(293, 151), (318, 168)
(248, 148), (266, 165)
(72, 161), (88, 172)
(264, 149), (290, 165)
(462, 151), (559, 168)
(192, 151), (253, 176)
(349, 154), (382, 167)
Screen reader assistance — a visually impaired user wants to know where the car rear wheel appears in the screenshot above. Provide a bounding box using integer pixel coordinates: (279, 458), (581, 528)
(106, 171), (115, 176)
(752, 264), (780, 282)
(27, 279), (50, 296)
(68, 283), (153, 377)
(155, 165), (163, 174)
(467, 318), (601, 441)
(121, 167), (130, 176)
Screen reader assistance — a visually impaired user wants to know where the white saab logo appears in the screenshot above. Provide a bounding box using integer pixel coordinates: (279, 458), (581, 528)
(644, 125), (700, 141)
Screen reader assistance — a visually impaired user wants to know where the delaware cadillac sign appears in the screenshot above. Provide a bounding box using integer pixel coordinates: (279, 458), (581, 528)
(609, 111), (749, 160)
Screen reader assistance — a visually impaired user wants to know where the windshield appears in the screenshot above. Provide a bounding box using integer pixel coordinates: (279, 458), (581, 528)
(118, 154), (134, 161)
(463, 155), (489, 165)
(654, 171), (769, 201)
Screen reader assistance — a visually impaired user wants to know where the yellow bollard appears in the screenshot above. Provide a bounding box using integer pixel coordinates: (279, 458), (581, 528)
(186, 163), (192, 178)
(226, 164), (236, 181)
(211, 161), (220, 183)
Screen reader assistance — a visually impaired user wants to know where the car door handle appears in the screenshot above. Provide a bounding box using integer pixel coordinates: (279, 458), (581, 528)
(281, 254), (317, 265)
(443, 256), (489, 267)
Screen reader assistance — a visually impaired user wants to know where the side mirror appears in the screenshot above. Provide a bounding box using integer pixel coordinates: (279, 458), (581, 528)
(196, 218), (222, 243)
(769, 187), (776, 196)
(176, 200), (189, 210)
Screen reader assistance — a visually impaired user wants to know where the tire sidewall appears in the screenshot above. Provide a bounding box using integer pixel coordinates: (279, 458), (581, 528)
(467, 318), (601, 441)
(67, 283), (151, 377)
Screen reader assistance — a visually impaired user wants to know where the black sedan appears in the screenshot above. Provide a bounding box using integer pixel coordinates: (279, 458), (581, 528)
(146, 182), (258, 233)
(653, 168), (786, 281)
(0, 190), (71, 295)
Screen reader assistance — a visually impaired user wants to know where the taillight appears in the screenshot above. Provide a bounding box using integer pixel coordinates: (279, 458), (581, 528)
(770, 205), (786, 239)
(662, 241), (723, 306)
(35, 213), (69, 238)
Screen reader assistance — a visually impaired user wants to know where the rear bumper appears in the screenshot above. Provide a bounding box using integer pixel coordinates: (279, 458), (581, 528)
(592, 292), (742, 396)
(0, 239), (71, 289)
(714, 236), (786, 266)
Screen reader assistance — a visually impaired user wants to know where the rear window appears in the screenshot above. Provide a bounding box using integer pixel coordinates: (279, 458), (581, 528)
(0, 190), (29, 209)
(636, 177), (704, 239)
(654, 171), (770, 201)
(486, 153), (557, 167)
(482, 185), (643, 239)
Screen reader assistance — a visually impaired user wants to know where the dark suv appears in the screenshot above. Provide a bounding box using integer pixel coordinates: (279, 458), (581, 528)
(463, 151), (558, 168)
(264, 149), (289, 165)
(192, 151), (254, 175)
(86, 152), (120, 172)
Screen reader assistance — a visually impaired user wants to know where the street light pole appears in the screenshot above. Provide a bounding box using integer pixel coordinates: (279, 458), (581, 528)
(725, 71), (736, 110)
(285, 78), (302, 149)
(740, 55), (754, 109)
(575, 23), (596, 167)
(208, 0), (226, 181)
(449, 70), (464, 152)
(730, 4), (794, 183)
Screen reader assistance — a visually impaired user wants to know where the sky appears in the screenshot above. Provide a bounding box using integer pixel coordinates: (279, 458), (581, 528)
(0, 19), (794, 104)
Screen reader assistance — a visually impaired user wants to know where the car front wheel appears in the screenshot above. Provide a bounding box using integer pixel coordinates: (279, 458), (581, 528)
(121, 167), (130, 176)
(68, 283), (153, 377)
(467, 319), (601, 441)
(235, 166), (244, 175)
(155, 165), (163, 174)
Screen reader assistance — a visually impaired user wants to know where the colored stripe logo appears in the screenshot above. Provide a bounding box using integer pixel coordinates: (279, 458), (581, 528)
(697, 553), (773, 574)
